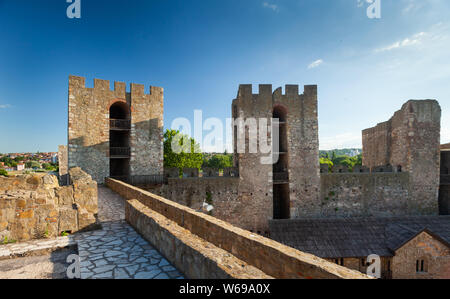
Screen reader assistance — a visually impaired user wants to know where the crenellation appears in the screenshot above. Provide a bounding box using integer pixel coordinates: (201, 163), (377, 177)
(258, 84), (272, 96)
(68, 75), (86, 88)
(238, 84), (252, 98)
(130, 83), (145, 96)
(303, 84), (317, 96)
(94, 78), (110, 90)
(114, 81), (126, 98)
(285, 84), (299, 96)
(67, 75), (163, 183)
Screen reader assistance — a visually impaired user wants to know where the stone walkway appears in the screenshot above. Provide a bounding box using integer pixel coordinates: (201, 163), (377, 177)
(0, 186), (184, 279)
(74, 186), (184, 279)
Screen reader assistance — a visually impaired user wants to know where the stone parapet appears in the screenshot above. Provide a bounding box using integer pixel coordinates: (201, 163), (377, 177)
(0, 168), (98, 242)
(107, 178), (372, 279)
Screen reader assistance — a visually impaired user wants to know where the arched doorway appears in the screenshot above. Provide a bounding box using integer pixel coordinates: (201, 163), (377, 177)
(109, 101), (131, 181)
(272, 105), (290, 219)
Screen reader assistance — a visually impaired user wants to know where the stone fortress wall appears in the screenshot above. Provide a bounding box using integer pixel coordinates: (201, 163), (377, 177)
(0, 168), (98, 242)
(231, 84), (320, 231)
(63, 77), (443, 233)
(362, 100), (441, 215)
(144, 93), (442, 233)
(68, 75), (164, 184)
(107, 178), (371, 279)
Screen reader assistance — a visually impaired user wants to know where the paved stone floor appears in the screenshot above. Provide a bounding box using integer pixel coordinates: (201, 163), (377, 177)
(0, 186), (184, 279)
(73, 186), (184, 279)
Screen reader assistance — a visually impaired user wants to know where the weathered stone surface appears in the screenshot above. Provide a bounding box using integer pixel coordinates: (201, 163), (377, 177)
(70, 168), (98, 215)
(0, 168), (98, 242)
(391, 231), (450, 279)
(56, 186), (73, 206)
(108, 178), (371, 279)
(67, 76), (163, 184)
(362, 100), (441, 215)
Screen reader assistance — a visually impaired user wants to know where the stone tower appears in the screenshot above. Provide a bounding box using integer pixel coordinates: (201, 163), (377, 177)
(362, 100), (441, 214)
(232, 84), (320, 227)
(68, 75), (164, 183)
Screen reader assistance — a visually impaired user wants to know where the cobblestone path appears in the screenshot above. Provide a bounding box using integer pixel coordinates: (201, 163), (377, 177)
(74, 186), (184, 279)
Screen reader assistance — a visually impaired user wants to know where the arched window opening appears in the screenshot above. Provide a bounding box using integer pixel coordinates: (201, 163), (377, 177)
(110, 102), (130, 120)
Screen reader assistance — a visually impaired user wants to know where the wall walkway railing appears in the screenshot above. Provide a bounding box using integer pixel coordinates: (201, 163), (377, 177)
(110, 119), (131, 130)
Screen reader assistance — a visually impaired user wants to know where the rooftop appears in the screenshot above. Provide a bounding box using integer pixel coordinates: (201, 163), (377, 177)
(269, 216), (450, 258)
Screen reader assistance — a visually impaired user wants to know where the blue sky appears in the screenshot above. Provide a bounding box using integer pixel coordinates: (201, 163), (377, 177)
(0, 0), (449, 153)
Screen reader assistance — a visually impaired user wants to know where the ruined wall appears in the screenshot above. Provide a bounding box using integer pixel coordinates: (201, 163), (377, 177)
(58, 145), (68, 177)
(391, 231), (450, 279)
(232, 85), (320, 231)
(107, 178), (371, 279)
(319, 173), (411, 217)
(68, 75), (163, 183)
(362, 100), (441, 215)
(58, 145), (68, 185)
(0, 168), (97, 242)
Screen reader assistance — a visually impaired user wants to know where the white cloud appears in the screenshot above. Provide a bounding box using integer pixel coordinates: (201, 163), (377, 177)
(262, 2), (278, 12)
(375, 32), (426, 52)
(308, 59), (324, 69)
(320, 132), (362, 150)
(0, 104), (11, 109)
(402, 0), (425, 14)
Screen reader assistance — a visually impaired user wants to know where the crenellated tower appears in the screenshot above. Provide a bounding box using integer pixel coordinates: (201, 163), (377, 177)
(67, 75), (164, 183)
(232, 84), (320, 231)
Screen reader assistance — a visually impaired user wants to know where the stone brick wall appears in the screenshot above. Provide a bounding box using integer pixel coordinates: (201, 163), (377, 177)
(68, 75), (163, 183)
(129, 84), (164, 177)
(152, 177), (274, 234)
(231, 85), (320, 231)
(362, 100), (441, 215)
(0, 168), (97, 242)
(107, 178), (371, 279)
(58, 145), (68, 185)
(126, 199), (271, 279)
(391, 231), (450, 279)
(319, 173), (412, 217)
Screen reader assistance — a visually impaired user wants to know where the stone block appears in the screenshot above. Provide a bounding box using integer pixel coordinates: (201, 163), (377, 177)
(58, 208), (78, 233)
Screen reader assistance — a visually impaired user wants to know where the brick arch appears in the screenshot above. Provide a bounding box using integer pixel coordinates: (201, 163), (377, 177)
(272, 104), (288, 122)
(108, 99), (130, 119)
(108, 98), (128, 111)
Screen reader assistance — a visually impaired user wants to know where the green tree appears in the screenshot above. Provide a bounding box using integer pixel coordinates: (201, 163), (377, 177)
(206, 154), (233, 170)
(164, 129), (203, 172)
(320, 157), (333, 172)
(42, 163), (53, 170)
(0, 169), (8, 177)
(26, 161), (41, 169)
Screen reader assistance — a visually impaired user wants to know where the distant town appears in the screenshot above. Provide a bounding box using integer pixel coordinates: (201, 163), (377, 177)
(0, 152), (58, 175)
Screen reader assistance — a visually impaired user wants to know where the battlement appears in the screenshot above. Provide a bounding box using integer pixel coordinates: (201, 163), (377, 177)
(164, 167), (239, 179)
(320, 164), (404, 174)
(68, 75), (163, 96)
(236, 84), (316, 98)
